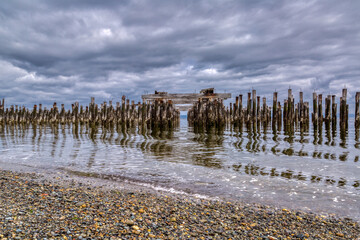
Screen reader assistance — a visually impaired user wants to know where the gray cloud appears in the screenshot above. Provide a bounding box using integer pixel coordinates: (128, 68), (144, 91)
(0, 0), (359, 112)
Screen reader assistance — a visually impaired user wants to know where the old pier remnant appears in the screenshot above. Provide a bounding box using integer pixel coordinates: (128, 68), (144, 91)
(0, 97), (180, 128)
(186, 88), (355, 133)
(142, 88), (231, 111)
(1, 87), (359, 132)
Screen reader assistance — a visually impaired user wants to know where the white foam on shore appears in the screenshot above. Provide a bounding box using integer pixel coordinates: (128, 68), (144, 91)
(135, 182), (218, 200)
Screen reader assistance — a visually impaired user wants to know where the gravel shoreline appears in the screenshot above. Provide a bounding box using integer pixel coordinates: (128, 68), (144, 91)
(0, 169), (359, 239)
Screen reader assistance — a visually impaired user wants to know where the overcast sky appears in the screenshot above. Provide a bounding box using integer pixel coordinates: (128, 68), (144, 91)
(0, 0), (359, 111)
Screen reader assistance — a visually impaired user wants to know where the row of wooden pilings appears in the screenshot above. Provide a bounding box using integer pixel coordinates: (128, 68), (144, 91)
(188, 89), (360, 130)
(0, 96), (180, 128)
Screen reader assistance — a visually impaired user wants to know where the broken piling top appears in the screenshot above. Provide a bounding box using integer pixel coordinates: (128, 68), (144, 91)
(155, 90), (168, 95)
(200, 88), (214, 95)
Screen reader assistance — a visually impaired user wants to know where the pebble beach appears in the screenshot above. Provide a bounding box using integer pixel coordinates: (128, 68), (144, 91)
(0, 169), (359, 239)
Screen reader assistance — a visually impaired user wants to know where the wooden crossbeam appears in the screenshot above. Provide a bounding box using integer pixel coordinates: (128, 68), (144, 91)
(142, 92), (231, 105)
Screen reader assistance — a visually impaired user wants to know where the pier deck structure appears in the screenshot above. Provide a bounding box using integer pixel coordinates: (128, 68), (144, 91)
(141, 88), (231, 111)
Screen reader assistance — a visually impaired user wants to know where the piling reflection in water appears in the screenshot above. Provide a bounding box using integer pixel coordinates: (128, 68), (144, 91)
(191, 125), (226, 169)
(229, 121), (359, 189)
(0, 119), (358, 191)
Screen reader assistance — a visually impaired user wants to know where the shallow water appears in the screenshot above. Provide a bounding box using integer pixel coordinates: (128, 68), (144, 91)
(0, 117), (359, 220)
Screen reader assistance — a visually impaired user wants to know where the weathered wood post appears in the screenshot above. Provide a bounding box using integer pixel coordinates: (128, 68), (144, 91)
(9, 105), (15, 124)
(94, 103), (99, 124)
(89, 97), (95, 123)
(257, 96), (261, 122)
(234, 96), (239, 123)
(340, 88), (347, 129)
(287, 88), (293, 125)
(0, 99), (4, 124)
(305, 102), (310, 127)
(318, 94), (323, 125)
(211, 99), (216, 127)
(166, 100), (172, 127)
(152, 99), (158, 126)
(136, 102), (141, 123)
(312, 92), (318, 128)
(299, 92), (304, 124)
(60, 104), (66, 124)
(75, 102), (79, 124)
(325, 95), (331, 124)
(31, 105), (38, 124)
(0, 99), (4, 119)
(283, 99), (288, 127)
(141, 101), (146, 125)
(277, 101), (282, 130)
(115, 101), (120, 124)
(239, 94), (243, 124)
(121, 95), (126, 124)
(79, 105), (84, 124)
(262, 97), (267, 123)
(295, 102), (299, 126)
(355, 92), (360, 128)
(331, 95), (337, 127)
(71, 103), (75, 123)
(272, 92), (277, 127)
(13, 105), (18, 124)
(130, 100), (136, 124)
(38, 104), (43, 124)
(100, 102), (106, 124)
(52, 102), (58, 124)
(252, 89), (256, 122)
(247, 92), (251, 123)
(125, 99), (130, 125)
(108, 100), (115, 125)
(146, 100), (151, 124)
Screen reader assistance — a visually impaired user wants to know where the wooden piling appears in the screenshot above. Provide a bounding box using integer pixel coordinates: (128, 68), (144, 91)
(331, 95), (337, 127)
(247, 92), (251, 123)
(252, 89), (256, 122)
(234, 96), (239, 123)
(0, 99), (4, 121)
(283, 99), (288, 127)
(277, 101), (282, 130)
(257, 96), (260, 122)
(239, 94), (243, 124)
(325, 95), (331, 124)
(318, 94), (323, 125)
(356, 92), (360, 128)
(287, 89), (293, 125)
(298, 92), (303, 126)
(312, 92), (318, 128)
(2, 88), (360, 133)
(262, 97), (267, 123)
(272, 92), (277, 126)
(304, 102), (310, 127)
(340, 88), (347, 129)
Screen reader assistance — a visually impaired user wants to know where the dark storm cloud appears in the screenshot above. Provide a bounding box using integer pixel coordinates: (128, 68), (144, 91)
(0, 0), (359, 111)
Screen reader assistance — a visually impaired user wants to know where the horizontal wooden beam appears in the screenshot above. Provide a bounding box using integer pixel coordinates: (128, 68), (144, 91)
(176, 105), (192, 111)
(142, 93), (231, 103)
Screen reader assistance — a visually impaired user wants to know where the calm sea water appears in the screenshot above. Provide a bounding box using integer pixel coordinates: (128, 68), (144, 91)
(0, 116), (359, 220)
